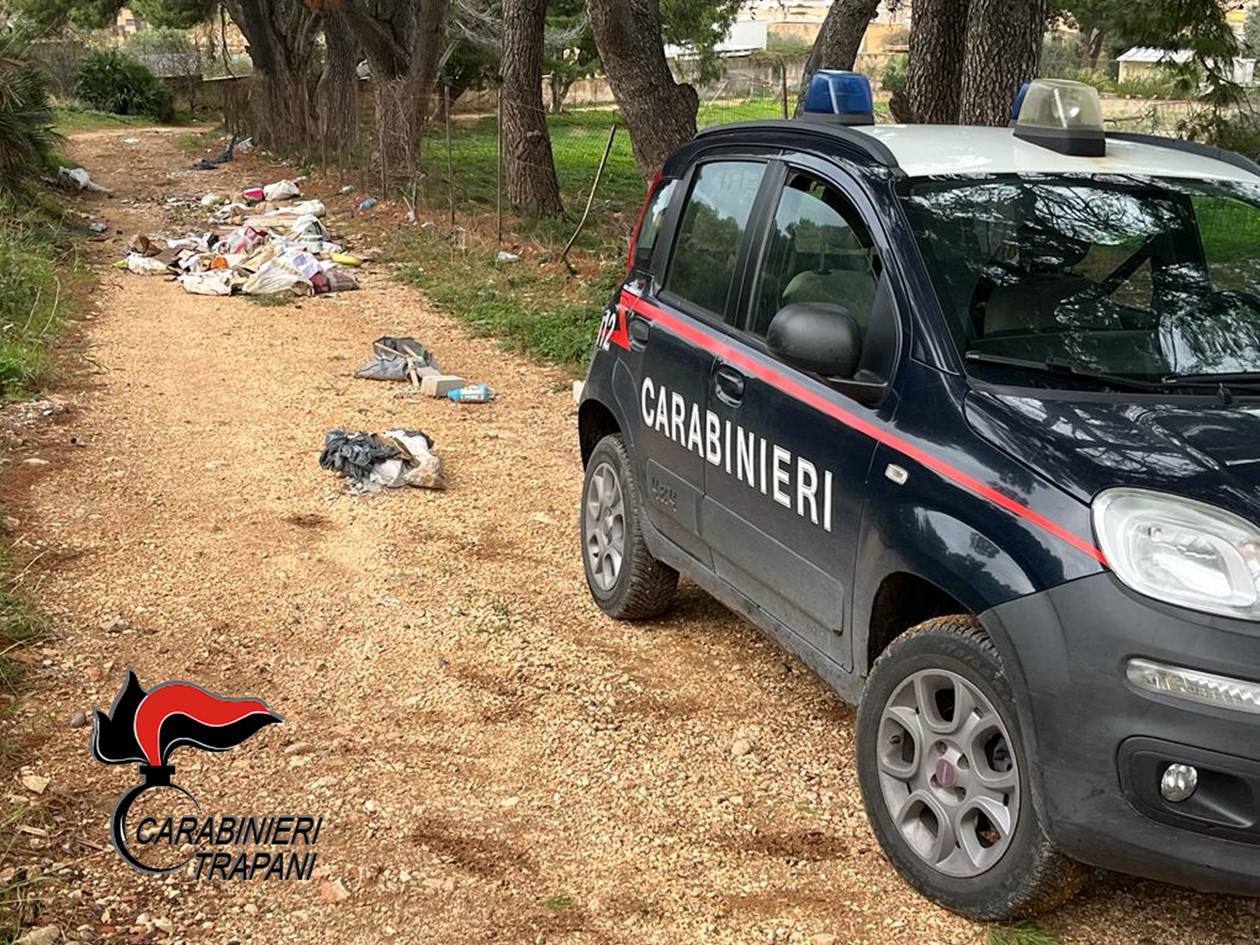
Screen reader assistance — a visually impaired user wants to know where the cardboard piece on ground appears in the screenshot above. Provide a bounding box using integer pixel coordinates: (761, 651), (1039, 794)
(420, 375), (466, 398)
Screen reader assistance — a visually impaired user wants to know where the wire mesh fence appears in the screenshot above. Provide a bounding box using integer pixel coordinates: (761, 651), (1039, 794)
(397, 61), (1208, 256)
(410, 71), (798, 254)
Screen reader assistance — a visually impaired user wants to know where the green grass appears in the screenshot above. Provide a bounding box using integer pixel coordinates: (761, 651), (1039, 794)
(51, 105), (151, 135)
(242, 293), (294, 307)
(397, 248), (615, 369)
(0, 217), (79, 402)
(539, 895), (573, 911)
(987, 923), (1063, 945)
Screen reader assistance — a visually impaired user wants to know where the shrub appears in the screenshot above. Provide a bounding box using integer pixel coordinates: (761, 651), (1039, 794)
(123, 28), (203, 112)
(0, 34), (59, 197)
(74, 50), (173, 122)
(881, 53), (908, 94)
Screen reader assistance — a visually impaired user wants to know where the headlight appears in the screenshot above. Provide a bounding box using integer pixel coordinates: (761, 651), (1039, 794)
(1093, 488), (1260, 619)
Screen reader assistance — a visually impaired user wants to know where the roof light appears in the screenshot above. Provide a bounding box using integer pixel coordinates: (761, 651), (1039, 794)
(801, 70), (875, 126)
(1009, 82), (1030, 125)
(1013, 79), (1105, 157)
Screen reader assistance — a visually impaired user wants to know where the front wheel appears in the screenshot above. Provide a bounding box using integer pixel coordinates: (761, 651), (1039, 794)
(581, 434), (678, 619)
(856, 616), (1088, 920)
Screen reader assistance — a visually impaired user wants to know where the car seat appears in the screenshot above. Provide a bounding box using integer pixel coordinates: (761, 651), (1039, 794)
(983, 224), (1093, 335)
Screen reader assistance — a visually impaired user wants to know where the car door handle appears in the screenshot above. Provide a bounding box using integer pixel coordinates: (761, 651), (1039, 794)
(714, 364), (746, 404)
(628, 315), (651, 345)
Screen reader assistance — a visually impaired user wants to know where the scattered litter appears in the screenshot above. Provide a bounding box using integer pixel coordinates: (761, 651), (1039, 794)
(330, 252), (363, 267)
(572, 380), (584, 404)
(88, 222), (108, 233)
(448, 383), (496, 403)
(120, 253), (169, 276)
(192, 134), (239, 170)
(338, 185), (354, 195)
(263, 179), (301, 202)
(57, 165), (112, 194)
(319, 429), (443, 493)
(421, 374), (466, 398)
(356, 337), (439, 382)
(200, 192), (224, 207)
(495, 250), (520, 263)
(356, 197), (378, 213)
(122, 137), (140, 145)
(235, 137), (254, 154)
(241, 186), (265, 204)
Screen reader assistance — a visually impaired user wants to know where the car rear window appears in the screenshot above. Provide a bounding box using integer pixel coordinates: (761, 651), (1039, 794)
(630, 178), (677, 272)
(664, 161), (765, 318)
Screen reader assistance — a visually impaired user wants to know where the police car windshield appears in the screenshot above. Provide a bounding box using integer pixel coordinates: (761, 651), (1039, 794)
(898, 173), (1260, 389)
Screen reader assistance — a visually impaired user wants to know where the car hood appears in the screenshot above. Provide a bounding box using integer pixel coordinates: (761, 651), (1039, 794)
(964, 389), (1260, 520)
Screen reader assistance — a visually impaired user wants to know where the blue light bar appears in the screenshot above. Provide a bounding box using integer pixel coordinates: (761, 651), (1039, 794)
(801, 70), (874, 126)
(1009, 81), (1031, 125)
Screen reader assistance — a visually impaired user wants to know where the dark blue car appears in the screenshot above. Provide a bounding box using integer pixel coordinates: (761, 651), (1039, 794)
(577, 75), (1260, 918)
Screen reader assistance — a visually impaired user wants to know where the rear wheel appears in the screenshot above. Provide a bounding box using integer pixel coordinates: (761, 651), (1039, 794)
(581, 434), (677, 619)
(856, 616), (1087, 920)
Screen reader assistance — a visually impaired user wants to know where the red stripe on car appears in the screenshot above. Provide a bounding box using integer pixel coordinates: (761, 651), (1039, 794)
(618, 289), (1108, 566)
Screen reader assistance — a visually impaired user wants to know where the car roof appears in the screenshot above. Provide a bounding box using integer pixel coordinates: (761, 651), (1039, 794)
(853, 124), (1260, 183)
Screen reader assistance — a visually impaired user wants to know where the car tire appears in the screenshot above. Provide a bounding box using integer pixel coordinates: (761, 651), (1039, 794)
(581, 433), (678, 619)
(856, 615), (1088, 920)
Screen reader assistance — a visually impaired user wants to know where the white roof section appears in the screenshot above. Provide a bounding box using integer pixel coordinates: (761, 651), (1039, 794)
(1117, 46), (1193, 64)
(853, 124), (1260, 183)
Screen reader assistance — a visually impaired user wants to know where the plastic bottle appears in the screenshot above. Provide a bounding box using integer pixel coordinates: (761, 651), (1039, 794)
(447, 384), (496, 403)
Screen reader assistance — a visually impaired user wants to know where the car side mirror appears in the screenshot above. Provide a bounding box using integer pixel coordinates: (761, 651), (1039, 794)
(766, 303), (862, 378)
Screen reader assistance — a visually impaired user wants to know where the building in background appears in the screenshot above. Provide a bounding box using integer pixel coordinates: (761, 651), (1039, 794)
(113, 6), (147, 38)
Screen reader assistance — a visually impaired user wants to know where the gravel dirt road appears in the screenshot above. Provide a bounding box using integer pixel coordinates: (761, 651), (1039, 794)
(2, 127), (1257, 945)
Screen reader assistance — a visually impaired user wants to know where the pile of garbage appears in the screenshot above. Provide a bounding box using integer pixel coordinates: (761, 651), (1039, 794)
(319, 429), (443, 494)
(117, 178), (364, 298)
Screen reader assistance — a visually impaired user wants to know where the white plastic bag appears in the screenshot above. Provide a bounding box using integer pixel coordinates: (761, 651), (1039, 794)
(283, 199), (326, 218)
(289, 214), (327, 244)
(242, 258), (311, 296)
(58, 166), (110, 193)
(124, 253), (169, 276)
(263, 179), (301, 201)
(179, 271), (234, 296)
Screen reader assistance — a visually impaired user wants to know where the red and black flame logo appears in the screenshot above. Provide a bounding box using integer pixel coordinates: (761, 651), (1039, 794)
(92, 669), (282, 874)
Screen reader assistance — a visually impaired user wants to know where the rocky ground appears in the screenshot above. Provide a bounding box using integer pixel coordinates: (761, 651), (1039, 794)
(0, 126), (1256, 945)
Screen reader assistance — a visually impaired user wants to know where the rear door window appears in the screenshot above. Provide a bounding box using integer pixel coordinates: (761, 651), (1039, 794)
(663, 161), (766, 319)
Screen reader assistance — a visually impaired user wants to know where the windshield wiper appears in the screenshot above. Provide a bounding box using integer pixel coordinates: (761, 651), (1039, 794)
(964, 351), (1165, 392)
(1163, 371), (1260, 388)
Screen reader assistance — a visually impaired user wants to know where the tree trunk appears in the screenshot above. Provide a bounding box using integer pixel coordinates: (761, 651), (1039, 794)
(502, 0), (565, 216)
(587, 0), (698, 182)
(959, 0), (1046, 125)
(317, 11), (360, 157)
(247, 62), (316, 152)
(223, 0), (320, 152)
(793, 0), (881, 115)
(342, 0), (447, 181)
(900, 0), (970, 123)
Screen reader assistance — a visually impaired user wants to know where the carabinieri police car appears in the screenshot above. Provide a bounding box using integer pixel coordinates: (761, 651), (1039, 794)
(577, 73), (1260, 918)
